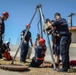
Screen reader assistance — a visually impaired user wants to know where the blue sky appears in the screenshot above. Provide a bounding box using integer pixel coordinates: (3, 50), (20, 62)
(0, 0), (76, 45)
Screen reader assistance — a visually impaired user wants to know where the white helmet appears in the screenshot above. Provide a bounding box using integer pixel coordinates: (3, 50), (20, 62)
(6, 41), (9, 44)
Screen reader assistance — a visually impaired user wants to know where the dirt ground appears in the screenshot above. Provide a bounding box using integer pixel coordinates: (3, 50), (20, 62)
(0, 58), (76, 75)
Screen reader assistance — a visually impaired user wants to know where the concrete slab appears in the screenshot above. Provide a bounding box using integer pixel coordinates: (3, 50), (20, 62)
(0, 70), (22, 75)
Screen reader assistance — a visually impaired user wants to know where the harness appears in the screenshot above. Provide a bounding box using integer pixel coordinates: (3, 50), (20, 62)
(36, 57), (44, 60)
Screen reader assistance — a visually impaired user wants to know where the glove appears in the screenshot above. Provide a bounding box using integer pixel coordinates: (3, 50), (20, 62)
(23, 40), (27, 44)
(31, 42), (33, 47)
(56, 34), (60, 37)
(53, 33), (57, 36)
(36, 36), (40, 40)
(31, 44), (33, 47)
(47, 31), (50, 35)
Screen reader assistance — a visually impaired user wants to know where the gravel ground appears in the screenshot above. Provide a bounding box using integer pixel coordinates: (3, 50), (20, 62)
(0, 58), (76, 75)
(22, 67), (76, 75)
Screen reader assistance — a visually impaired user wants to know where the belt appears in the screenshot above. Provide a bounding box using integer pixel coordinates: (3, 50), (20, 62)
(36, 57), (44, 60)
(61, 34), (70, 37)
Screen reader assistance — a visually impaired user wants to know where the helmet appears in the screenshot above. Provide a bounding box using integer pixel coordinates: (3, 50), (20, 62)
(2, 12), (9, 18)
(6, 41), (10, 44)
(26, 24), (29, 28)
(38, 38), (45, 45)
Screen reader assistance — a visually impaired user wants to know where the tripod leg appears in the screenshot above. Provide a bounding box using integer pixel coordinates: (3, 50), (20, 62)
(11, 44), (21, 64)
(11, 8), (37, 64)
(37, 5), (57, 70)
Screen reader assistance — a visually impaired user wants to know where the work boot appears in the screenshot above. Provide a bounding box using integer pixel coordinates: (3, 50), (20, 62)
(0, 54), (2, 59)
(58, 68), (68, 72)
(20, 61), (25, 65)
(50, 63), (59, 68)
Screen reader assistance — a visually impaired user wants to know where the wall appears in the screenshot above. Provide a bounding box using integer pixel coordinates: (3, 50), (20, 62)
(10, 44), (76, 61)
(71, 31), (76, 43)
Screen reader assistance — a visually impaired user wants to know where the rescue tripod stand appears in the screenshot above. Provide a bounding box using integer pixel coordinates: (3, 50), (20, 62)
(11, 4), (58, 71)
(37, 4), (59, 70)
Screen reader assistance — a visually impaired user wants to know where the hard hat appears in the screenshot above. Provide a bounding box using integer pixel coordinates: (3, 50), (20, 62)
(6, 41), (9, 44)
(26, 24), (29, 28)
(38, 38), (45, 45)
(2, 12), (9, 18)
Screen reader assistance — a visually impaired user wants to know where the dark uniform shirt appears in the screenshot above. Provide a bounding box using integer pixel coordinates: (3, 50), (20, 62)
(0, 17), (5, 35)
(21, 29), (31, 43)
(1, 44), (7, 53)
(52, 18), (70, 36)
(35, 45), (46, 58)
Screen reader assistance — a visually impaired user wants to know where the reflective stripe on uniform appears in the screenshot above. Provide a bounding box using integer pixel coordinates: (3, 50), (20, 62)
(36, 57), (44, 60)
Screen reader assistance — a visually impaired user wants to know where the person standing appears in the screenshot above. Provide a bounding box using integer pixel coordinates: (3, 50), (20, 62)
(53, 13), (71, 72)
(20, 24), (33, 63)
(0, 12), (9, 59)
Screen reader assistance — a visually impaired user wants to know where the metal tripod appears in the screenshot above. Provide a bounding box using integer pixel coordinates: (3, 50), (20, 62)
(36, 4), (57, 70)
(11, 4), (57, 70)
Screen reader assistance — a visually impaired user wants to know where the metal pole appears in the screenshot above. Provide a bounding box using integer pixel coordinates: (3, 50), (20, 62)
(37, 20), (40, 35)
(68, 13), (75, 27)
(37, 4), (57, 70)
(9, 38), (11, 44)
(37, 4), (43, 38)
(11, 8), (37, 64)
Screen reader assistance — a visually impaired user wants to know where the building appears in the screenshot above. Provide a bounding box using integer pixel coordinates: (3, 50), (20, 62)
(69, 26), (76, 43)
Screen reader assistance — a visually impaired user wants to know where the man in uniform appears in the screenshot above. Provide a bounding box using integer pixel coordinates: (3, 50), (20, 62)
(0, 12), (9, 59)
(20, 24), (33, 63)
(53, 13), (71, 72)
(29, 38), (47, 67)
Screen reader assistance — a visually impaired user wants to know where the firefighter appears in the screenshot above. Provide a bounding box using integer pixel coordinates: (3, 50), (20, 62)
(29, 38), (47, 67)
(0, 12), (9, 59)
(2, 41), (10, 54)
(5, 41), (10, 50)
(1, 41), (12, 60)
(34, 34), (40, 46)
(20, 24), (33, 63)
(53, 13), (71, 72)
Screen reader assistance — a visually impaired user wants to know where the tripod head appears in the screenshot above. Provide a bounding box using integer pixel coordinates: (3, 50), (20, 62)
(36, 4), (42, 9)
